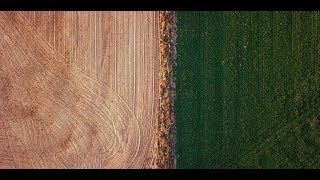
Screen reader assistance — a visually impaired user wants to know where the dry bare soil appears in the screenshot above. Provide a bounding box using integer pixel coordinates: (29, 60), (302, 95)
(0, 11), (160, 168)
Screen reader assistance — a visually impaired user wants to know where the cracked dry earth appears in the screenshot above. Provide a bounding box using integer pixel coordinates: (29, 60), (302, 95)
(0, 11), (160, 168)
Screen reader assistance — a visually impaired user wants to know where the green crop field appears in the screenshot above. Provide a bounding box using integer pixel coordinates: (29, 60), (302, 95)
(175, 11), (320, 168)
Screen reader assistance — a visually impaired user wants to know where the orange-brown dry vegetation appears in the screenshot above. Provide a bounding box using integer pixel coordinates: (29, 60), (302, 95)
(157, 11), (176, 169)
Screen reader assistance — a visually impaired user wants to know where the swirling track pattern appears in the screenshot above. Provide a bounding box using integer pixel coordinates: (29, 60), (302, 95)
(0, 11), (159, 168)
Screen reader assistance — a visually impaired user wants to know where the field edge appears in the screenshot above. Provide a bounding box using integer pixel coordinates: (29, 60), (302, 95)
(156, 11), (177, 169)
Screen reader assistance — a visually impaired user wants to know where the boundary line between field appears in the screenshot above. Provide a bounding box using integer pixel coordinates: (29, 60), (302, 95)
(157, 11), (177, 169)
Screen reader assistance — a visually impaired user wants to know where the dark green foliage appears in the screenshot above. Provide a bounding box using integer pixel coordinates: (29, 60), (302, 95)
(175, 11), (320, 168)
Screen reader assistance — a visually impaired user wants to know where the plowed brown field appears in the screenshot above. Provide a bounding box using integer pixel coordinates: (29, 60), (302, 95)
(0, 11), (161, 168)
